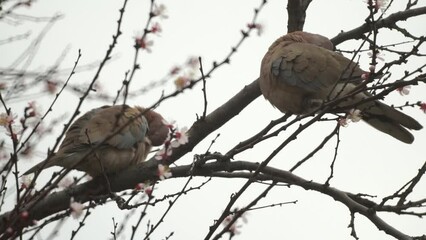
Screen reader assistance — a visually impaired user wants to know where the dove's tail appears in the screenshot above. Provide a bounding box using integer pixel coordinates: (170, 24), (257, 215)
(360, 100), (423, 144)
(22, 156), (57, 176)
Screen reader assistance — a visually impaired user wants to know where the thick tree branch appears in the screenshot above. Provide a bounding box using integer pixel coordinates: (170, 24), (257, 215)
(331, 6), (426, 45)
(1, 161), (418, 240)
(287, 0), (313, 32)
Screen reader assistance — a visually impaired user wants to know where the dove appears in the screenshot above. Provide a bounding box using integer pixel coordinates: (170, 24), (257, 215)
(259, 31), (422, 143)
(23, 105), (169, 176)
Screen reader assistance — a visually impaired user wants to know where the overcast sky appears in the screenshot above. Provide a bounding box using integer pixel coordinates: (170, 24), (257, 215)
(1, 0), (426, 239)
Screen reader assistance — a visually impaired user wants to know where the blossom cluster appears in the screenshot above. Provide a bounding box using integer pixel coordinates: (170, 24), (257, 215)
(339, 109), (362, 127)
(364, 0), (389, 13)
(155, 119), (189, 161)
(0, 101), (41, 152)
(150, 120), (189, 180)
(221, 211), (248, 236)
(173, 56), (200, 91)
(134, 3), (168, 53)
(134, 182), (154, 196)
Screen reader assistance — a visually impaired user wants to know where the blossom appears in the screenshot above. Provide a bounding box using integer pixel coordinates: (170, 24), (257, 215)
(347, 109), (362, 122)
(375, 0), (389, 12)
(169, 66), (181, 75)
(396, 85), (411, 96)
(134, 182), (153, 196)
(46, 80), (58, 94)
(170, 126), (189, 148)
(20, 211), (29, 220)
(367, 51), (385, 62)
(152, 4), (168, 19)
(0, 112), (16, 127)
(26, 101), (40, 118)
(135, 37), (153, 52)
(6, 125), (22, 143)
(58, 177), (74, 189)
(21, 175), (33, 189)
(186, 56), (199, 69)
(70, 198), (85, 219)
(157, 164), (172, 180)
(364, 0), (389, 12)
(222, 215), (242, 235)
(155, 146), (172, 160)
(420, 102), (426, 113)
(150, 22), (162, 35)
(338, 117), (349, 127)
(134, 182), (146, 191)
(144, 186), (153, 196)
(361, 73), (369, 80)
(247, 23), (263, 36)
(174, 76), (190, 90)
(339, 109), (362, 127)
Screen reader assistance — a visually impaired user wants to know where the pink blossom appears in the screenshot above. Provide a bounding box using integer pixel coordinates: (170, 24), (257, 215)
(153, 4), (168, 19)
(170, 126), (189, 148)
(367, 51), (385, 61)
(375, 0), (389, 12)
(70, 198), (84, 219)
(396, 85), (411, 96)
(46, 80), (58, 94)
(0, 112), (16, 127)
(364, 0), (389, 12)
(247, 23), (263, 36)
(20, 174), (33, 189)
(144, 186), (153, 196)
(150, 22), (162, 35)
(169, 66), (181, 75)
(347, 109), (362, 122)
(338, 118), (349, 127)
(6, 125), (23, 143)
(157, 164), (172, 180)
(174, 76), (190, 90)
(186, 56), (199, 68)
(27, 101), (40, 117)
(135, 37), (153, 52)
(134, 182), (145, 191)
(58, 177), (74, 189)
(222, 215), (242, 235)
(134, 182), (154, 196)
(20, 211), (29, 220)
(155, 146), (172, 160)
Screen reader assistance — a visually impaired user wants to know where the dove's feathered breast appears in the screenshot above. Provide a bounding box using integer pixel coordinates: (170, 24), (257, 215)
(23, 105), (169, 176)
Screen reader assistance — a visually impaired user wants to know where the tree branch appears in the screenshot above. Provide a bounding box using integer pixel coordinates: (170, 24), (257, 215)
(331, 6), (426, 45)
(1, 160), (418, 240)
(287, 0), (313, 32)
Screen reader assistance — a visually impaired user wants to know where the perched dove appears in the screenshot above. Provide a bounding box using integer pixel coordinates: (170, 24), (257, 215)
(24, 105), (169, 176)
(259, 31), (422, 143)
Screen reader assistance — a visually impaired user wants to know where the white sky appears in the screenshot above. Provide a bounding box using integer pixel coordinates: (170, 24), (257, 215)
(1, 0), (426, 239)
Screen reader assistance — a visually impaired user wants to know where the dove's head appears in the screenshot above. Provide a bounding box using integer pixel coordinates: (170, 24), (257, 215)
(136, 107), (169, 146)
(280, 31), (334, 50)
